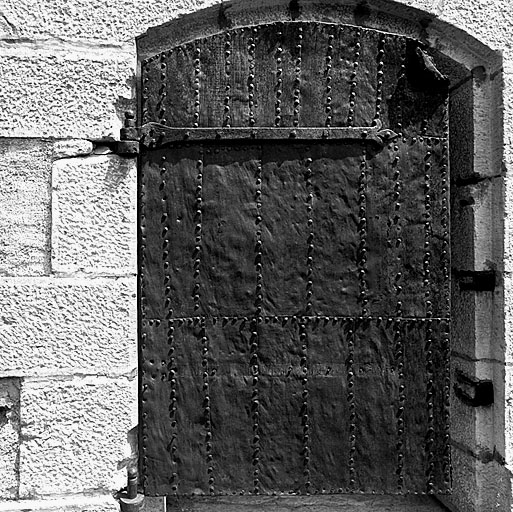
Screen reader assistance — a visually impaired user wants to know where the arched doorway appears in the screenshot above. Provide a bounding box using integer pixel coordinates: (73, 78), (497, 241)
(136, 2), (506, 510)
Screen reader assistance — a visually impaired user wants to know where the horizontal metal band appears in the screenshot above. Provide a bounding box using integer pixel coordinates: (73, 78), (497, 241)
(139, 122), (399, 149)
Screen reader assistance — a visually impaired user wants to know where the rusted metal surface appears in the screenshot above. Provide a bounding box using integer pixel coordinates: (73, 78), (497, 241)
(140, 22), (447, 136)
(139, 21), (450, 499)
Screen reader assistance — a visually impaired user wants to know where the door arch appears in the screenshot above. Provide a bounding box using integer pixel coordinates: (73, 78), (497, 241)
(136, 2), (506, 510)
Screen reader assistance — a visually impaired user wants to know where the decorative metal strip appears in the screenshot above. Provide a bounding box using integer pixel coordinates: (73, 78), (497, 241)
(324, 30), (334, 128)
(299, 321), (310, 493)
(140, 123), (398, 147)
(224, 31), (232, 128)
(373, 34), (386, 126)
(248, 27), (257, 127)
(347, 320), (357, 490)
(293, 26), (303, 128)
(193, 46), (201, 128)
(357, 147), (369, 317)
(347, 28), (362, 127)
(275, 26), (284, 127)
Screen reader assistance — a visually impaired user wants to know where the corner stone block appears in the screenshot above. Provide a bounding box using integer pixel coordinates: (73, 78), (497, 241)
(52, 155), (137, 275)
(0, 138), (52, 277)
(0, 277), (136, 377)
(0, 52), (134, 139)
(0, 378), (20, 499)
(18, 376), (137, 498)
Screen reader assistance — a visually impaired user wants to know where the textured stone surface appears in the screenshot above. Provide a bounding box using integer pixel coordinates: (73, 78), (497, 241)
(0, 277), (136, 377)
(52, 155), (137, 274)
(0, 139), (52, 277)
(0, 51), (133, 138)
(0, 0), (219, 44)
(0, 378), (20, 499)
(18, 375), (137, 498)
(53, 139), (94, 159)
(0, 494), (119, 511)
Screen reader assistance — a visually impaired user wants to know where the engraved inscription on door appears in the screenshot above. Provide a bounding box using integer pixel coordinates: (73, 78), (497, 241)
(138, 22), (451, 497)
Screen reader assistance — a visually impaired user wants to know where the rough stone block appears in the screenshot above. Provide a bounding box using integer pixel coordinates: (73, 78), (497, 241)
(0, 495), (119, 511)
(0, 378), (20, 499)
(0, 0), (219, 44)
(0, 139), (52, 276)
(0, 277), (137, 377)
(53, 139), (94, 160)
(0, 51), (133, 139)
(52, 155), (137, 275)
(18, 375), (137, 498)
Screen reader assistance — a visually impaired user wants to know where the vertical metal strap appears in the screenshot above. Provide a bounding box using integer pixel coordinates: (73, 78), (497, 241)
(248, 28), (257, 127)
(224, 31), (232, 128)
(193, 46), (201, 127)
(347, 319), (356, 490)
(373, 34), (386, 126)
(357, 147), (369, 317)
(324, 30), (334, 127)
(252, 149), (263, 494)
(293, 25), (303, 128)
(347, 28), (361, 127)
(275, 26), (284, 127)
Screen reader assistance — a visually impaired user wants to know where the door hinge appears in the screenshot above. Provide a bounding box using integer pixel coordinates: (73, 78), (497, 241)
(116, 111), (140, 155)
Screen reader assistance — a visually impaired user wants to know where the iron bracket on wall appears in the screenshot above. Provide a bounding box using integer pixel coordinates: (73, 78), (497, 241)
(454, 269), (497, 291)
(454, 370), (494, 407)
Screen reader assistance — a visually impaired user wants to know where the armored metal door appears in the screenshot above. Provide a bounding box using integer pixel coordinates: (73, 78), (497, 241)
(139, 22), (451, 497)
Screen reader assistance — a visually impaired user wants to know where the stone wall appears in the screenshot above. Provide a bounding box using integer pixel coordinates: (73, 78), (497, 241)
(0, 0), (512, 511)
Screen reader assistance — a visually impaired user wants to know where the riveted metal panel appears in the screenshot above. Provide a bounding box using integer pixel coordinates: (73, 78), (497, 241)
(139, 20), (450, 499)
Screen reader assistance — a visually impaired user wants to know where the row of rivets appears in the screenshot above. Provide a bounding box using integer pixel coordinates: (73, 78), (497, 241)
(142, 60), (150, 125)
(441, 99), (450, 319)
(357, 148), (369, 316)
(159, 53), (168, 125)
(250, 319), (260, 494)
(442, 321), (451, 486)
(324, 31), (334, 127)
(167, 319), (178, 494)
(395, 39), (407, 138)
(193, 154), (203, 311)
(373, 34), (386, 126)
(252, 154), (263, 494)
(424, 140), (433, 318)
(394, 320), (405, 491)
(425, 319), (435, 493)
(193, 47), (201, 128)
(347, 29), (361, 127)
(305, 156), (314, 316)
(224, 31), (232, 128)
(299, 322), (310, 493)
(293, 26), (302, 128)
(347, 323), (357, 489)
(199, 318), (214, 493)
(248, 28), (257, 127)
(140, 328), (149, 489)
(275, 29), (283, 127)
